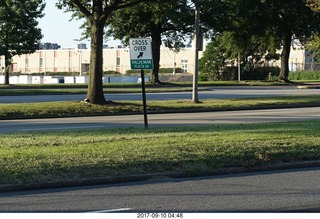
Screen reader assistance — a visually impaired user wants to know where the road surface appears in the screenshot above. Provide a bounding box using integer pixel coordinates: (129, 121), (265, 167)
(0, 167), (319, 212)
(0, 86), (319, 103)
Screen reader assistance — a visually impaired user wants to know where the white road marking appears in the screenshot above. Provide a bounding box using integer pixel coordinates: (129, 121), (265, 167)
(87, 208), (132, 213)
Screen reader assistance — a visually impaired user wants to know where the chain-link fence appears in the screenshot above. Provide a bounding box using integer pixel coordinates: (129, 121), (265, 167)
(301, 62), (320, 71)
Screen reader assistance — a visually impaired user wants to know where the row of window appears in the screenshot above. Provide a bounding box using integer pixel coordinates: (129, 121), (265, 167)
(24, 56), (189, 72)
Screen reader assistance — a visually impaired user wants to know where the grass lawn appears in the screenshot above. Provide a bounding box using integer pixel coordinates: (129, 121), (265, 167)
(1, 121), (320, 185)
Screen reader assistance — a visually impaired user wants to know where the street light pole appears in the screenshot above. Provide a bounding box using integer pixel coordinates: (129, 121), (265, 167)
(74, 39), (84, 76)
(238, 52), (241, 82)
(192, 3), (200, 103)
(173, 51), (176, 75)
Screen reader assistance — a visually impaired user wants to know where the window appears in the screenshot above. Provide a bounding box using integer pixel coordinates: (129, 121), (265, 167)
(40, 58), (43, 68)
(25, 57), (29, 67)
(181, 59), (188, 73)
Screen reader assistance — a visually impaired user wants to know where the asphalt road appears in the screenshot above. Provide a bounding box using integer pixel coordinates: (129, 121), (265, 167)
(1, 167), (320, 212)
(0, 86), (320, 103)
(1, 107), (320, 133)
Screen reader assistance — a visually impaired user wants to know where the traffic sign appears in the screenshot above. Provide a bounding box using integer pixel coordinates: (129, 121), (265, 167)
(129, 38), (153, 70)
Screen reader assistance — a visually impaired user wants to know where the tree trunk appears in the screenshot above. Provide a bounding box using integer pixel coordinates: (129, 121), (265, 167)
(4, 53), (11, 85)
(85, 21), (107, 104)
(151, 30), (162, 84)
(278, 34), (292, 82)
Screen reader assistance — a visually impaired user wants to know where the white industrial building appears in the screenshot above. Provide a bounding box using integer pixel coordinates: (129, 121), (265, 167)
(0, 38), (312, 84)
(1, 41), (201, 73)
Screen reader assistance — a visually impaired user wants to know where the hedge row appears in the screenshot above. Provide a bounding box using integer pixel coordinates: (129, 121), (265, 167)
(288, 71), (320, 80)
(199, 66), (281, 81)
(200, 67), (320, 81)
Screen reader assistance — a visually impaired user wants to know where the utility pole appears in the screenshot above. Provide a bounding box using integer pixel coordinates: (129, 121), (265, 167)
(192, 3), (200, 103)
(238, 52), (241, 82)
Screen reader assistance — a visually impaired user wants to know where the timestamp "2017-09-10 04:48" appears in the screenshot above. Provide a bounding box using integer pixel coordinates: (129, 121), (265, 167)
(137, 213), (183, 219)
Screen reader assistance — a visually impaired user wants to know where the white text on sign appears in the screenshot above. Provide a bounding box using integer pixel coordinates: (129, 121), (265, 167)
(131, 60), (152, 69)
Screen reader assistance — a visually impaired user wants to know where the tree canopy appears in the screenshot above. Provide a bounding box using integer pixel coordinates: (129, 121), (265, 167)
(200, 0), (320, 82)
(0, 0), (45, 85)
(106, 0), (193, 83)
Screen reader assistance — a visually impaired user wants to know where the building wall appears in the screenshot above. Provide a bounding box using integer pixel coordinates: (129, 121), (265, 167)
(288, 46), (306, 72)
(160, 47), (198, 73)
(7, 38), (311, 75)
(7, 46), (201, 75)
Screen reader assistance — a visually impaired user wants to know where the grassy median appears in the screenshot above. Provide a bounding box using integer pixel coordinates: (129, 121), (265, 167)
(1, 95), (320, 119)
(1, 121), (320, 185)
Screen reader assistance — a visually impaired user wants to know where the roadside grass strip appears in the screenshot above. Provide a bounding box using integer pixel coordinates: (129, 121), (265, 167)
(1, 121), (320, 185)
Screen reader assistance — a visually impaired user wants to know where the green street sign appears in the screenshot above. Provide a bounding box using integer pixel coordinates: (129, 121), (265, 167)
(130, 59), (153, 70)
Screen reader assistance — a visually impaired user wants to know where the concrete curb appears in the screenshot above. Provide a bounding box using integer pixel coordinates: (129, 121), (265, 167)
(0, 174), (154, 193)
(1, 160), (320, 193)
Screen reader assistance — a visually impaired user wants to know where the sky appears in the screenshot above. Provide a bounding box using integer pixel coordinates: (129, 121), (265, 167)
(38, 1), (84, 48)
(38, 1), (120, 48)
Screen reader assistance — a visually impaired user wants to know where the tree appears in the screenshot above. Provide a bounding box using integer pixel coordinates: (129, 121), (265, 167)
(203, 0), (320, 82)
(306, 1), (320, 70)
(199, 32), (237, 80)
(243, 0), (320, 81)
(57, 0), (155, 104)
(0, 0), (45, 85)
(262, 0), (320, 81)
(199, 31), (280, 80)
(106, 0), (193, 84)
(199, 1), (280, 80)
(200, 0), (234, 35)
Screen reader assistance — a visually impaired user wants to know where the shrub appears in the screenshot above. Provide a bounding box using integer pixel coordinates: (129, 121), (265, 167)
(103, 70), (121, 76)
(125, 69), (152, 74)
(242, 66), (280, 81)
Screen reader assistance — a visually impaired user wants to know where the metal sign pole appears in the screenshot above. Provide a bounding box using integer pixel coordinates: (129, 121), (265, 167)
(140, 69), (148, 128)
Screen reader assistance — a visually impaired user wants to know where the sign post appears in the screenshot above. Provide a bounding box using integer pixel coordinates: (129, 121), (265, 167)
(129, 38), (153, 128)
